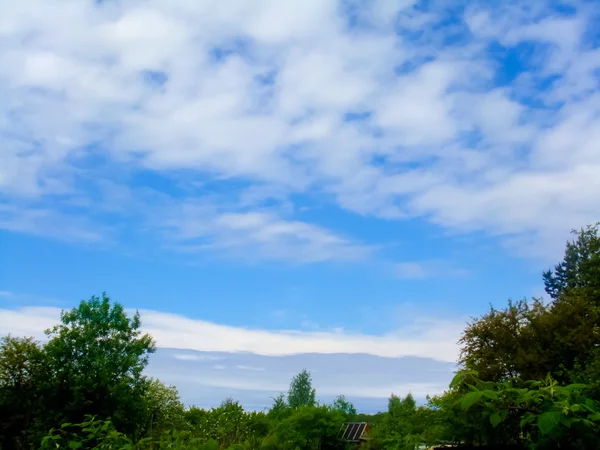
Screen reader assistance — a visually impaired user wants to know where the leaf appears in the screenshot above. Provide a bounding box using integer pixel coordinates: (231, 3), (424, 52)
(460, 391), (483, 410)
(449, 370), (478, 389)
(520, 413), (536, 428)
(490, 412), (503, 428)
(68, 441), (83, 449)
(564, 383), (588, 392)
(481, 390), (499, 400)
(538, 411), (562, 435)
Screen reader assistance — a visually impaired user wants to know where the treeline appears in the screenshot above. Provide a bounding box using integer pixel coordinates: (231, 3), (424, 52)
(0, 223), (599, 449)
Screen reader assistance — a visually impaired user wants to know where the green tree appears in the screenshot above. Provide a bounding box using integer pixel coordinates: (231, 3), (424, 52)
(453, 370), (600, 449)
(269, 405), (345, 450)
(460, 223), (600, 386)
(331, 395), (357, 419)
(0, 335), (51, 449)
(212, 398), (250, 448)
(287, 369), (316, 409)
(138, 378), (187, 440)
(267, 393), (289, 421)
(374, 393), (420, 450)
(459, 298), (553, 381)
(43, 293), (156, 437)
(543, 223), (600, 300)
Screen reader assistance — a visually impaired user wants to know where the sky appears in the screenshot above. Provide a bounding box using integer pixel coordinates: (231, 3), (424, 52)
(1, 0), (600, 412)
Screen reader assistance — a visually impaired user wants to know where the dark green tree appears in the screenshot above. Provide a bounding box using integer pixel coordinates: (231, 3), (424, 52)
(459, 298), (553, 381)
(43, 293), (156, 437)
(269, 405), (346, 450)
(0, 336), (51, 449)
(267, 393), (289, 421)
(287, 369), (317, 409)
(453, 369), (600, 449)
(543, 223), (600, 300)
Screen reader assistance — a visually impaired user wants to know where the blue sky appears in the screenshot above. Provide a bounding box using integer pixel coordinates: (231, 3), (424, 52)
(1, 0), (600, 410)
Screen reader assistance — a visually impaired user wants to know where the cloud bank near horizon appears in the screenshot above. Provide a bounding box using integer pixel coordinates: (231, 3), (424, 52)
(0, 305), (464, 362)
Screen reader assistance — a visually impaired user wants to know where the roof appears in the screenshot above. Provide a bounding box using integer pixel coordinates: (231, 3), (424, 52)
(338, 422), (369, 442)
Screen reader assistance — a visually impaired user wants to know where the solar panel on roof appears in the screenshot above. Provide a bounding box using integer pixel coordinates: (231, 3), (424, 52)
(339, 422), (368, 442)
(347, 423), (358, 440)
(353, 423), (367, 441)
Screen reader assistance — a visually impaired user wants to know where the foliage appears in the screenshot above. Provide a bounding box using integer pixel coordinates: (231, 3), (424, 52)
(458, 298), (553, 382)
(331, 395), (357, 420)
(287, 369), (317, 409)
(452, 370), (600, 449)
(0, 335), (51, 448)
(137, 379), (187, 441)
(43, 293), (156, 437)
(370, 393), (422, 450)
(266, 393), (289, 421)
(460, 226), (600, 387)
(268, 405), (346, 450)
(39, 415), (144, 449)
(543, 223), (600, 300)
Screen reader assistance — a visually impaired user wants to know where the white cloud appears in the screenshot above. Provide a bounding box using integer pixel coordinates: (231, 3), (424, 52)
(0, 305), (464, 362)
(161, 208), (370, 262)
(0, 0), (598, 261)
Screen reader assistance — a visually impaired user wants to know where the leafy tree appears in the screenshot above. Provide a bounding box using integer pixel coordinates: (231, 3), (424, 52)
(543, 223), (600, 300)
(43, 293), (156, 437)
(287, 369), (316, 409)
(373, 393), (421, 450)
(331, 395), (357, 419)
(460, 223), (600, 386)
(39, 415), (146, 450)
(459, 299), (553, 381)
(138, 378), (187, 440)
(212, 398), (250, 448)
(269, 405), (345, 450)
(453, 370), (600, 449)
(267, 393), (289, 421)
(0, 335), (51, 449)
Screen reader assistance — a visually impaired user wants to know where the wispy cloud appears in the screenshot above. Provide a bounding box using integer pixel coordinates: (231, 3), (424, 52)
(160, 208), (371, 263)
(0, 305), (465, 362)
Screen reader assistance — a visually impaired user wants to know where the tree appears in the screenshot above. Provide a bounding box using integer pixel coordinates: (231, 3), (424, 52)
(331, 395), (356, 419)
(270, 405), (346, 450)
(43, 293), (156, 437)
(459, 298), (553, 382)
(453, 369), (600, 449)
(267, 393), (289, 421)
(543, 223), (600, 301)
(287, 369), (317, 409)
(138, 378), (186, 440)
(460, 223), (600, 385)
(375, 393), (421, 450)
(0, 336), (51, 449)
(212, 398), (249, 448)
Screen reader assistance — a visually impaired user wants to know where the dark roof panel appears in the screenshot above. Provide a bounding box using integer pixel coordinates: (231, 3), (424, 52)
(339, 422), (368, 442)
